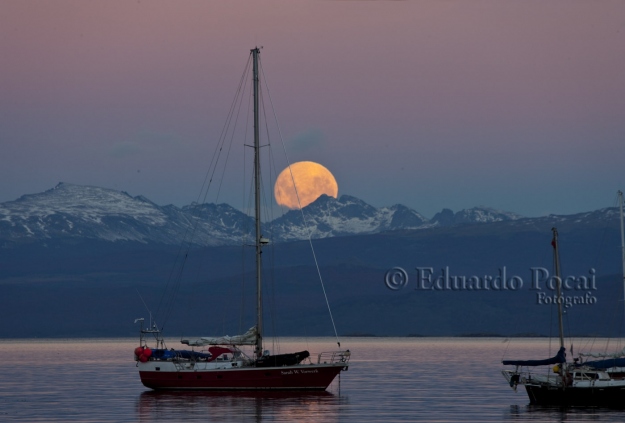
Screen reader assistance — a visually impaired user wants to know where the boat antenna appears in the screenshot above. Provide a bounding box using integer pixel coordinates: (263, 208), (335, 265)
(136, 289), (155, 329)
(551, 227), (565, 350)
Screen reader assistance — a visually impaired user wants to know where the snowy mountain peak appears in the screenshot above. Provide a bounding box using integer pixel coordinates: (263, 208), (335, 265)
(432, 206), (522, 226)
(380, 204), (430, 230)
(9, 182), (164, 222)
(0, 183), (250, 245)
(269, 194), (428, 242)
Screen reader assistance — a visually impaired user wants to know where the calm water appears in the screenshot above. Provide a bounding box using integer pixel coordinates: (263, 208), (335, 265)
(0, 337), (622, 422)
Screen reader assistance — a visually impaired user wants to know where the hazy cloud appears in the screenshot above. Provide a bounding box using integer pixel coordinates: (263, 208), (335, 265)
(109, 142), (142, 158)
(288, 128), (324, 153)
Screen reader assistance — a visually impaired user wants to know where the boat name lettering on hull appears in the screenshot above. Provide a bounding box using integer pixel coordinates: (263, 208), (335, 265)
(281, 369), (319, 375)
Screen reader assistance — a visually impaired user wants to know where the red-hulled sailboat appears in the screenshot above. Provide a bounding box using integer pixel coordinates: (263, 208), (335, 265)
(134, 47), (350, 390)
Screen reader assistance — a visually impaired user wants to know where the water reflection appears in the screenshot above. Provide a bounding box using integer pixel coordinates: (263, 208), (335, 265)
(5, 338), (625, 421)
(505, 404), (619, 421)
(136, 390), (347, 422)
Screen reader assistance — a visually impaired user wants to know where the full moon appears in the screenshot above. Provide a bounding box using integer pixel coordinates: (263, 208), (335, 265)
(274, 161), (338, 209)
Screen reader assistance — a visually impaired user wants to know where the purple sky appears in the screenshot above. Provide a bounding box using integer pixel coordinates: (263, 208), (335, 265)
(1, 1), (624, 218)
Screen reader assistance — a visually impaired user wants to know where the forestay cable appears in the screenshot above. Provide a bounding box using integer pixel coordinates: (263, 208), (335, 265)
(259, 58), (341, 348)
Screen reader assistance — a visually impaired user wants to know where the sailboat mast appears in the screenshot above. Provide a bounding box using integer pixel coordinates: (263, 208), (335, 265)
(619, 190), (625, 317)
(252, 47), (263, 357)
(552, 227), (565, 349)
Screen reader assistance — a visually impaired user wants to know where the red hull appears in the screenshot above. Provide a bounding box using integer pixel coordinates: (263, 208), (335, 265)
(139, 364), (346, 391)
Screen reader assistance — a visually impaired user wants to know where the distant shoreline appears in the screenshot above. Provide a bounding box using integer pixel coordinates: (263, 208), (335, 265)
(0, 333), (595, 340)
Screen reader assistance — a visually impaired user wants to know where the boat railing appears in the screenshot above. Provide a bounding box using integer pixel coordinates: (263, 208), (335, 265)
(502, 367), (564, 388)
(317, 350), (351, 365)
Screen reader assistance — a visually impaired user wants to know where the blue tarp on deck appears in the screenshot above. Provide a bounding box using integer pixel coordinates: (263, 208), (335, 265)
(581, 357), (625, 369)
(151, 349), (212, 360)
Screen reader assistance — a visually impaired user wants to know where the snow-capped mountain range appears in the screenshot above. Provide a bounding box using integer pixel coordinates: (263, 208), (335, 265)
(0, 182), (525, 247)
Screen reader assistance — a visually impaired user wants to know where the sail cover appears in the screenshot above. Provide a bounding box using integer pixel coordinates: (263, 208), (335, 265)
(502, 346), (566, 367)
(181, 326), (257, 346)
